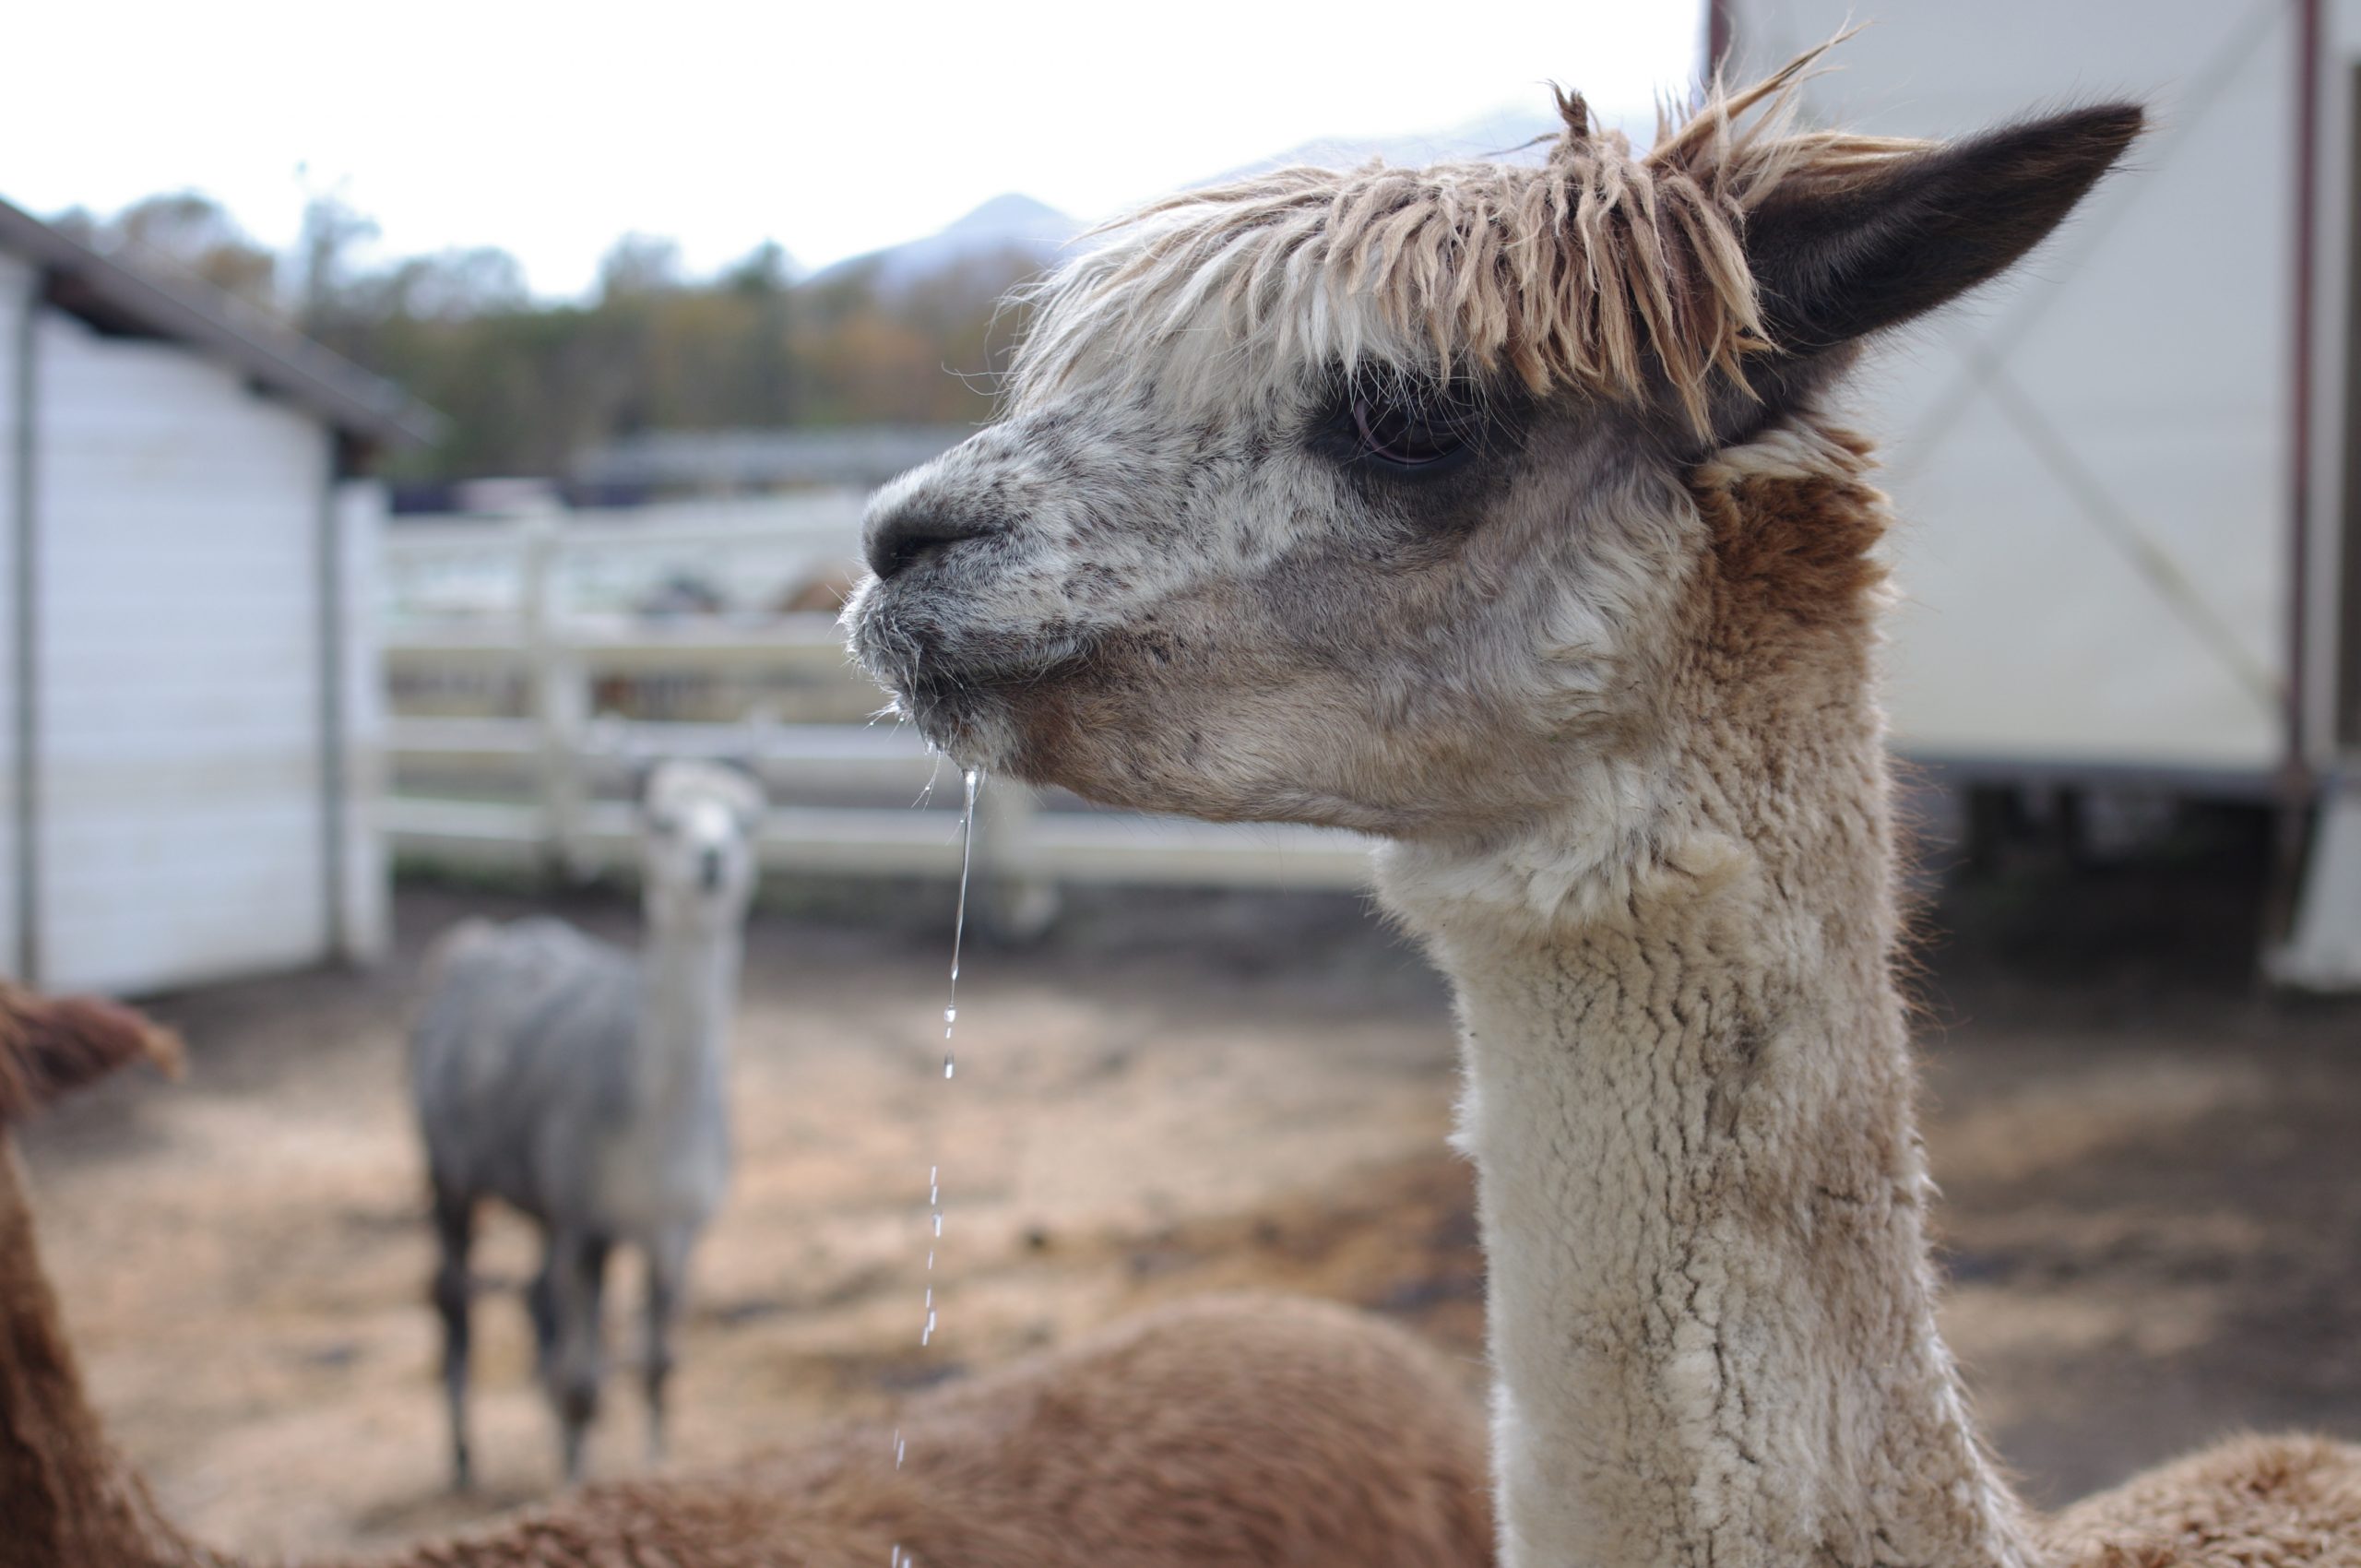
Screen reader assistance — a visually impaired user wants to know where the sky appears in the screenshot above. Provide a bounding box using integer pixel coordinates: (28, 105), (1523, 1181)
(7, 0), (1705, 300)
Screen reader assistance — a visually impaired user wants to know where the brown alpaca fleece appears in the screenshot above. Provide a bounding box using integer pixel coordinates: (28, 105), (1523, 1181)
(0, 982), (184, 1122)
(0, 984), (1493, 1568)
(0, 982), (210, 1568)
(2, 1141), (234, 1568)
(2047, 1435), (2361, 1568)
(396, 1293), (1492, 1568)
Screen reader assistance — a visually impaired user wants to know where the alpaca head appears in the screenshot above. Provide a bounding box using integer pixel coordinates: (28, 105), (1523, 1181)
(641, 759), (765, 927)
(848, 54), (2139, 846)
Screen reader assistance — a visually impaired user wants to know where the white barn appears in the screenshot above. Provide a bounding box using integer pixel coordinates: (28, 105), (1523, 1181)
(0, 196), (436, 994)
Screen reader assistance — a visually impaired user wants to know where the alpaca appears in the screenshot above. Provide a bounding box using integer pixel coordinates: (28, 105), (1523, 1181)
(410, 758), (762, 1488)
(0, 980), (1497, 1568)
(846, 46), (2361, 1568)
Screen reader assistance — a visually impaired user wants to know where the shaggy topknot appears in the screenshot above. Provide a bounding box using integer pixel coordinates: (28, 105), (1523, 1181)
(1012, 42), (1927, 430)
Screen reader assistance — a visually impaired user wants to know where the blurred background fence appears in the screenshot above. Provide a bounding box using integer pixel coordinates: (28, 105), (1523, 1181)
(378, 493), (1371, 925)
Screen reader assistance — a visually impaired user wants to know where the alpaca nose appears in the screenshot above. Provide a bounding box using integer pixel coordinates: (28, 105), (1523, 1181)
(863, 505), (999, 581)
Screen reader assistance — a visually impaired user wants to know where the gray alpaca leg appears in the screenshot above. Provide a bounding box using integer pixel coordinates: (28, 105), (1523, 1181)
(527, 1253), (560, 1369)
(642, 1230), (694, 1466)
(545, 1229), (611, 1486)
(430, 1189), (475, 1492)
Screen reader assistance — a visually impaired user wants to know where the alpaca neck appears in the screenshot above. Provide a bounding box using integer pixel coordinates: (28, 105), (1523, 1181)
(0, 1141), (217, 1568)
(1379, 429), (2033, 1568)
(638, 904), (742, 1090)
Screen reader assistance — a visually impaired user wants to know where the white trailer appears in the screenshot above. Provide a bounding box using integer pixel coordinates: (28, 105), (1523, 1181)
(0, 197), (436, 994)
(1718, 0), (2361, 982)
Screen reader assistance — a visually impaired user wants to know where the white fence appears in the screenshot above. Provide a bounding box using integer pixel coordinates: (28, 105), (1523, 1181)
(382, 497), (1372, 912)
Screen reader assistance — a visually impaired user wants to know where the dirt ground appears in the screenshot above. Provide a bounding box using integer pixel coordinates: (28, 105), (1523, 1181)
(18, 842), (2361, 1560)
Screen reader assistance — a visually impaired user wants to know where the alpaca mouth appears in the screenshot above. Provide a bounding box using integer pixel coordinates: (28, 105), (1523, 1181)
(847, 588), (1089, 761)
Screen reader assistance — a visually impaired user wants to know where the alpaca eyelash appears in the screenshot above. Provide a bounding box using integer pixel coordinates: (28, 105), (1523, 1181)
(1320, 374), (1485, 479)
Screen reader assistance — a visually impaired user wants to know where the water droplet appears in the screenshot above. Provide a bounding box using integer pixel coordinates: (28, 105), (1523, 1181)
(926, 1249), (934, 1269)
(943, 1004), (957, 1027)
(943, 1054), (955, 1079)
(896, 1435), (906, 1468)
(932, 1212), (943, 1237)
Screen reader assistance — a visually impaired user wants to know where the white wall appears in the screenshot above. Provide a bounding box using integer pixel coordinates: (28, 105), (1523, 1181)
(35, 307), (336, 992)
(1732, 1), (2296, 774)
(0, 252), (25, 978)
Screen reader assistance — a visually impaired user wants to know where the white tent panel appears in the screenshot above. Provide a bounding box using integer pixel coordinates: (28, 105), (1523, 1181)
(35, 309), (330, 992)
(1734, 0), (2297, 773)
(1880, 389), (2283, 767)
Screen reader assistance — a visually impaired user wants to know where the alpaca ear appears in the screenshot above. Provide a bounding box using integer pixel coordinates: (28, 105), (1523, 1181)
(1742, 102), (2143, 355)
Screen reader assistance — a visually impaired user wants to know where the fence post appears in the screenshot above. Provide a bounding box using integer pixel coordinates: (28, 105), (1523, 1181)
(518, 504), (588, 880)
(979, 782), (1061, 940)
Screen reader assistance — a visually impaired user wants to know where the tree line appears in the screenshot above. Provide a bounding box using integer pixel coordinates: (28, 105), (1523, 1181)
(52, 192), (1036, 483)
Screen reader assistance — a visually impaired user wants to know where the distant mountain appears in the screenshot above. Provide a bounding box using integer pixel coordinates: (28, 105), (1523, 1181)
(814, 193), (1081, 291)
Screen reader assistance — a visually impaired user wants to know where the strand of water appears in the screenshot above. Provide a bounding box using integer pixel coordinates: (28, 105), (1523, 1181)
(892, 765), (981, 1568)
(942, 766), (978, 1079)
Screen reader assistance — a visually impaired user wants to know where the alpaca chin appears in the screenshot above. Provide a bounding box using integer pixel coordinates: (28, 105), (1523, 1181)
(844, 576), (1073, 780)
(902, 683), (1025, 778)
(869, 646), (1030, 778)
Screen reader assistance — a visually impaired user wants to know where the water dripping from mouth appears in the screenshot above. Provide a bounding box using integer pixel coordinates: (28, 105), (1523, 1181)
(893, 767), (984, 1535)
(942, 766), (978, 1079)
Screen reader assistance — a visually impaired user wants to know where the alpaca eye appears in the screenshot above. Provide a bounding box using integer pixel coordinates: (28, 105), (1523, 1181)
(1348, 391), (1472, 471)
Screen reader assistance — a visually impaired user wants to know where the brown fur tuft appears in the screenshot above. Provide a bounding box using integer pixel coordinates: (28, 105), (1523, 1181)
(0, 984), (184, 1124)
(1691, 425), (1892, 654)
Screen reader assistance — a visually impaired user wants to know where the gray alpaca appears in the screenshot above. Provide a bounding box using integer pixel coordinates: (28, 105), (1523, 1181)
(410, 760), (764, 1489)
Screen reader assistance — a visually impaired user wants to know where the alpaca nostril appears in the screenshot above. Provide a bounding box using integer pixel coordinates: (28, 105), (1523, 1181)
(863, 508), (999, 581)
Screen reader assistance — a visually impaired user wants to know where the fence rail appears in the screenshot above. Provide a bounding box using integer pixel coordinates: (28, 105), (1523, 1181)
(381, 504), (1373, 913)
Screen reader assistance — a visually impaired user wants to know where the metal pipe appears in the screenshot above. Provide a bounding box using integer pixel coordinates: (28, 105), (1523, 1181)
(2290, 0), (2323, 785)
(2264, 0), (2330, 965)
(11, 272), (39, 984)
(1705, 0), (1733, 76)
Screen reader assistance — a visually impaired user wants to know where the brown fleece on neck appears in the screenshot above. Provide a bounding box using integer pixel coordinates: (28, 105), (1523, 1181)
(1692, 427), (1889, 656)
